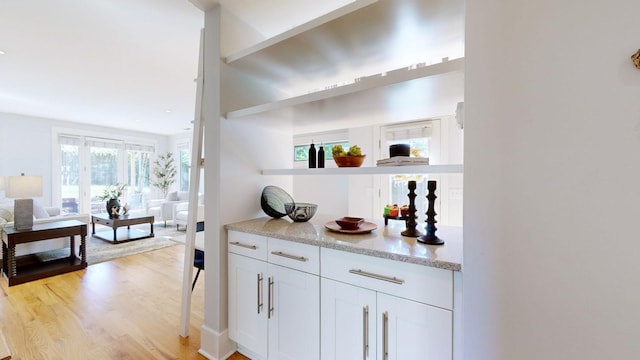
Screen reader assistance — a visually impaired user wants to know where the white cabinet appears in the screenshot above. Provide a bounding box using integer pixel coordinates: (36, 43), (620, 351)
(228, 230), (460, 360)
(321, 247), (454, 360)
(229, 252), (268, 356)
(321, 278), (377, 360)
(321, 279), (452, 360)
(377, 293), (452, 360)
(228, 231), (320, 360)
(267, 262), (319, 360)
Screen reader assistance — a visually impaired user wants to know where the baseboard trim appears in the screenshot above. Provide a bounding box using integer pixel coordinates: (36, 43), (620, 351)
(199, 324), (236, 360)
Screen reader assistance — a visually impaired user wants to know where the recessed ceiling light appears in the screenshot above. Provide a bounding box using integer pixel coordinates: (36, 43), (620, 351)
(0, 50), (6, 55)
(165, 109), (172, 113)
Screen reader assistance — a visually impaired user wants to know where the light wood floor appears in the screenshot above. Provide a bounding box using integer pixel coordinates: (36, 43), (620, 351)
(0, 244), (250, 360)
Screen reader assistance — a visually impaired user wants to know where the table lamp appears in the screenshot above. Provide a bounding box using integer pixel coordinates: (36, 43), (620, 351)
(7, 174), (43, 231)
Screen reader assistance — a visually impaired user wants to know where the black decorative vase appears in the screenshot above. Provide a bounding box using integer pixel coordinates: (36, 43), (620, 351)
(106, 199), (121, 218)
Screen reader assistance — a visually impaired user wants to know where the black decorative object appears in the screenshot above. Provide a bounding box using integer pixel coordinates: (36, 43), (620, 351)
(401, 180), (421, 237)
(261, 186), (295, 218)
(418, 180), (444, 245)
(106, 198), (121, 218)
(308, 141), (316, 168)
(317, 144), (325, 168)
(389, 144), (410, 157)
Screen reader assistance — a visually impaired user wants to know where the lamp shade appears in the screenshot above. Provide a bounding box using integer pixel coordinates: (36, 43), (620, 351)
(7, 175), (43, 198)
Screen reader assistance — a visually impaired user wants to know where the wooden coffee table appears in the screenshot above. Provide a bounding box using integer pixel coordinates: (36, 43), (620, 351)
(91, 213), (154, 244)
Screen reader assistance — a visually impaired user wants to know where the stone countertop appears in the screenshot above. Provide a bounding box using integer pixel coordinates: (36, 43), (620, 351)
(225, 217), (462, 271)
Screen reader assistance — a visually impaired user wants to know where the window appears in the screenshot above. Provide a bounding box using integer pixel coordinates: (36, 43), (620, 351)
(125, 144), (153, 210)
(59, 135), (80, 213)
(55, 131), (156, 214)
(178, 143), (190, 191)
(380, 120), (440, 218)
(293, 141), (349, 162)
(87, 138), (121, 213)
(293, 130), (349, 168)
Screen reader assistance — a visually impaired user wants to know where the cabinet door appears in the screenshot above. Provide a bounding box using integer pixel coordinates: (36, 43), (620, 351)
(321, 278), (377, 360)
(229, 253), (268, 358)
(377, 293), (452, 360)
(268, 263), (320, 360)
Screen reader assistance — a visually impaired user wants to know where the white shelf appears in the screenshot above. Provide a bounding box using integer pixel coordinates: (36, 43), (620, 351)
(224, 0), (378, 64)
(261, 164), (464, 176)
(225, 57), (464, 119)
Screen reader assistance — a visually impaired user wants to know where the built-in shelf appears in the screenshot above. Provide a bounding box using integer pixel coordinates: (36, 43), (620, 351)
(261, 164), (464, 176)
(225, 57), (464, 119)
(224, 0), (378, 64)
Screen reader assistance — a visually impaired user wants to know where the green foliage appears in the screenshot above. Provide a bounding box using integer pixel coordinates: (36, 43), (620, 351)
(98, 183), (127, 200)
(151, 152), (177, 198)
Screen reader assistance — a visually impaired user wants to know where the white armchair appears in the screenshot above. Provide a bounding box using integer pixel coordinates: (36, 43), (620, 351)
(145, 191), (189, 226)
(146, 191), (203, 226)
(174, 202), (204, 230)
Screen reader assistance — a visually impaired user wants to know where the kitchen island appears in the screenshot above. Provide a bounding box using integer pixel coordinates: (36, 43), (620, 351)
(225, 217), (463, 360)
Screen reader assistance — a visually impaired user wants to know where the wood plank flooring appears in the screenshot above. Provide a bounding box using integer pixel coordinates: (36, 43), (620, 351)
(0, 244), (250, 360)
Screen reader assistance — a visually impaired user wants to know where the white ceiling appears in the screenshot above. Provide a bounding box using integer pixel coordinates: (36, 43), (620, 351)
(0, 0), (353, 136)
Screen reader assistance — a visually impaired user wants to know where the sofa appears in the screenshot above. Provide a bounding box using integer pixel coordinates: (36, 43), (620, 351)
(0, 202), (90, 259)
(146, 191), (203, 226)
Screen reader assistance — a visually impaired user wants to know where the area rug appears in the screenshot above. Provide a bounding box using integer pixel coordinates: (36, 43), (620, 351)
(39, 223), (186, 265)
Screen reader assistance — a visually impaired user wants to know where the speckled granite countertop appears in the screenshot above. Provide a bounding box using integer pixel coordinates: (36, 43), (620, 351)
(225, 217), (462, 271)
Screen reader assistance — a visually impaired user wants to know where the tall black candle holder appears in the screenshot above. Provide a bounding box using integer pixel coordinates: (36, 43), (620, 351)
(401, 180), (421, 237)
(418, 180), (444, 245)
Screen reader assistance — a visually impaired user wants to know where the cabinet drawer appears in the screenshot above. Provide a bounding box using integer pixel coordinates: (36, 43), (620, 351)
(321, 248), (453, 310)
(268, 237), (320, 275)
(228, 231), (268, 261)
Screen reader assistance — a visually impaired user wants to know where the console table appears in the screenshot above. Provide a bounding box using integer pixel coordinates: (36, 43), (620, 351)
(1, 220), (87, 286)
(91, 213), (154, 244)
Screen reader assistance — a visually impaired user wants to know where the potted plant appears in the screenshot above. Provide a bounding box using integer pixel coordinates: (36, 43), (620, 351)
(151, 152), (177, 198)
(98, 183), (127, 218)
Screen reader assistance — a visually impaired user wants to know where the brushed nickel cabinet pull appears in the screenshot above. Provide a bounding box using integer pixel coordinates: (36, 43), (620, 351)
(257, 273), (263, 314)
(383, 311), (389, 360)
(229, 241), (257, 250)
(268, 277), (274, 319)
(363, 305), (369, 360)
(349, 269), (405, 285)
(271, 251), (308, 262)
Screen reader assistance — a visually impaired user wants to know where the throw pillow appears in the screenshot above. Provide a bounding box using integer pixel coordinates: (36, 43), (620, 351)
(166, 191), (178, 201)
(33, 202), (50, 219)
(0, 207), (13, 222)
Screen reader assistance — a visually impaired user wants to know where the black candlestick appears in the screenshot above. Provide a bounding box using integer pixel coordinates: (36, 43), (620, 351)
(401, 181), (421, 237)
(418, 180), (444, 245)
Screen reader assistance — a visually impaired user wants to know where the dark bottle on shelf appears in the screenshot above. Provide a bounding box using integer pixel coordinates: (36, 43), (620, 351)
(317, 144), (325, 168)
(308, 141), (317, 168)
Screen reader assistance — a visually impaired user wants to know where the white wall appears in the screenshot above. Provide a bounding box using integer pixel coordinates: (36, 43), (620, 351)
(0, 112), (169, 206)
(464, 1), (640, 359)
